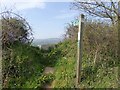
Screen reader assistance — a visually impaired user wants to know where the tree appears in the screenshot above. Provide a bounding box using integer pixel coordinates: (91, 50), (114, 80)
(64, 23), (78, 41)
(1, 11), (33, 49)
(65, 19), (118, 65)
(0, 11), (33, 88)
(72, 0), (119, 64)
(72, 0), (119, 24)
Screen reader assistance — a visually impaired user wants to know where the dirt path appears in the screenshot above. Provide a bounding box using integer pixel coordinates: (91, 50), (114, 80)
(43, 67), (54, 74)
(43, 67), (55, 89)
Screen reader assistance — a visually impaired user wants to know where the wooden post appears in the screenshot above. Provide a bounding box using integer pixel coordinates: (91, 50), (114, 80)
(118, 1), (120, 88)
(0, 15), (2, 89)
(76, 14), (84, 86)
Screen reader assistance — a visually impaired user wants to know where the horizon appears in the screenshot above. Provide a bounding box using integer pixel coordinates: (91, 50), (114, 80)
(33, 37), (63, 40)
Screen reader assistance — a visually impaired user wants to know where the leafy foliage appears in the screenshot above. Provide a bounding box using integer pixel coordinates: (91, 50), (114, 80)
(1, 12), (34, 88)
(1, 17), (32, 49)
(52, 20), (118, 88)
(3, 42), (57, 88)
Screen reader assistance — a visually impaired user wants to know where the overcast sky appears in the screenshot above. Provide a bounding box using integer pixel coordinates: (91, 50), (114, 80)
(0, 0), (81, 39)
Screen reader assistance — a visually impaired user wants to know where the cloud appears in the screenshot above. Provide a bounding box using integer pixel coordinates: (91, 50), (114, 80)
(55, 9), (78, 19)
(0, 0), (46, 11)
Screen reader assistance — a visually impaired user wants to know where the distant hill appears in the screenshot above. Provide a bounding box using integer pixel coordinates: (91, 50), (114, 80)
(32, 38), (63, 46)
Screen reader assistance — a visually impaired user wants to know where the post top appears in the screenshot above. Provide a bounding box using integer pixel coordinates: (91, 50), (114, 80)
(80, 14), (84, 18)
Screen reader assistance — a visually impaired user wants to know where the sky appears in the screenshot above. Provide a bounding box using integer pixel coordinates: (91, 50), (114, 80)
(0, 0), (80, 39)
(0, 0), (116, 39)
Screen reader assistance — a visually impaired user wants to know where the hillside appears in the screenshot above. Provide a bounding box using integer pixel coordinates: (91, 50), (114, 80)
(32, 38), (63, 46)
(51, 40), (118, 88)
(3, 38), (118, 88)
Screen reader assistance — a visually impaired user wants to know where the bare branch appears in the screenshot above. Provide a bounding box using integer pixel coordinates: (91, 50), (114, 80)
(72, 1), (119, 24)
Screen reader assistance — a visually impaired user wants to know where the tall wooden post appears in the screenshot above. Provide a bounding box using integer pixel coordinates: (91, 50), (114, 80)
(76, 14), (84, 86)
(0, 14), (2, 89)
(118, 1), (120, 88)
